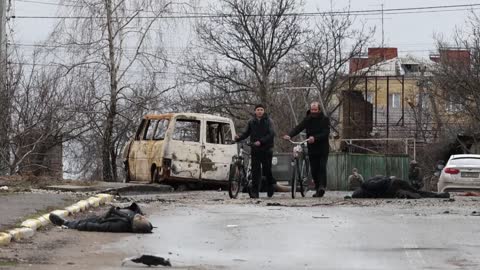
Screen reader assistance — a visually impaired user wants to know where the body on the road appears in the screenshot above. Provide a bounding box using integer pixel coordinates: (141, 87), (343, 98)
(284, 102), (330, 197)
(235, 104), (276, 198)
(351, 176), (449, 199)
(49, 203), (153, 233)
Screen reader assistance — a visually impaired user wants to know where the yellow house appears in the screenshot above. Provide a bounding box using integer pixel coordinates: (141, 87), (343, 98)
(344, 48), (473, 143)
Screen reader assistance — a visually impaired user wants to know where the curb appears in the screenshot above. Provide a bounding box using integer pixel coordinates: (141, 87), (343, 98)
(0, 232), (12, 246)
(0, 193), (114, 246)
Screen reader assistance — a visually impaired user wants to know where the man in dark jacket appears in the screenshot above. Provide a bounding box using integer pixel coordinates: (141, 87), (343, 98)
(49, 203), (153, 233)
(351, 176), (450, 199)
(408, 160), (423, 190)
(283, 102), (330, 197)
(235, 104), (276, 198)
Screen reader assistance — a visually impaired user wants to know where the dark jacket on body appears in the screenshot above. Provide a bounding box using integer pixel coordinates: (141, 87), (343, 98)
(288, 111), (330, 156)
(236, 114), (275, 152)
(351, 176), (450, 199)
(66, 203), (147, 233)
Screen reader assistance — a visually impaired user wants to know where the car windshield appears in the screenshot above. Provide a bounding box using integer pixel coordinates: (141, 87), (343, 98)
(449, 158), (480, 166)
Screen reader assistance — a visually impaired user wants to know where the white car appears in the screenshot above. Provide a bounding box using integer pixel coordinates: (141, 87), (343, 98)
(437, 154), (480, 192)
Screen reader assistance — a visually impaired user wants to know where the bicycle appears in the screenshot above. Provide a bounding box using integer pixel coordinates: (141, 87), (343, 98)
(288, 139), (312, 198)
(228, 141), (253, 199)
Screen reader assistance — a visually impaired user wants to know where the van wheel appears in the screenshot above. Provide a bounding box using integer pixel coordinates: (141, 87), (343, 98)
(151, 166), (160, 184)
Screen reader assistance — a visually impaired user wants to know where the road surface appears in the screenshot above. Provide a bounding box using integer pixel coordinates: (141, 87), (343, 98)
(3, 191), (480, 269)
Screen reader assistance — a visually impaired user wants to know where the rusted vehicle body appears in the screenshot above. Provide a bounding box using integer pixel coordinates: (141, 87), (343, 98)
(122, 113), (237, 185)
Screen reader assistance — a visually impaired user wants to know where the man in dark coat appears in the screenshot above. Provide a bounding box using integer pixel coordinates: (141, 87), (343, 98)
(49, 203), (153, 233)
(351, 176), (450, 199)
(283, 102), (330, 197)
(235, 104), (276, 198)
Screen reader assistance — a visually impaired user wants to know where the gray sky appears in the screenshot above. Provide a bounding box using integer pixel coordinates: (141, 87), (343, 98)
(10, 0), (479, 59)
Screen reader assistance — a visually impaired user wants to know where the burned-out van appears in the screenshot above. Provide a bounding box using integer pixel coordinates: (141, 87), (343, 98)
(122, 113), (237, 185)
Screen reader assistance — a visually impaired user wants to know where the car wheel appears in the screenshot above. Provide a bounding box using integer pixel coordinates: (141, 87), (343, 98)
(151, 166), (160, 184)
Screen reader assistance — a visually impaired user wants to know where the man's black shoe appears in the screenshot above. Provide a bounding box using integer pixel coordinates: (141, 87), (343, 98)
(49, 213), (66, 226)
(267, 184), (275, 198)
(249, 192), (259, 199)
(313, 188), (325, 198)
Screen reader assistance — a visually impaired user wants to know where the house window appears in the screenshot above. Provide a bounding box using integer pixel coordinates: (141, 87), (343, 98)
(389, 93), (401, 108)
(206, 122), (233, 144)
(172, 120), (201, 142)
(415, 93), (430, 109)
(446, 96), (464, 113)
(366, 92), (375, 103)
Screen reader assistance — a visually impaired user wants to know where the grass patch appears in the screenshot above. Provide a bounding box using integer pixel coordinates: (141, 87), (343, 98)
(0, 260), (18, 267)
(11, 206), (58, 228)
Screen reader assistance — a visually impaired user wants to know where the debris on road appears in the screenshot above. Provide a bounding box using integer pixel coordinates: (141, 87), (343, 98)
(471, 211), (480, 216)
(0, 186), (8, 191)
(266, 202), (283, 206)
(122, 255), (172, 267)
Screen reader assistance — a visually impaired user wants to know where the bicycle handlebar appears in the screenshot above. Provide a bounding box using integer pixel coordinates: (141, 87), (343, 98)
(288, 139), (309, 145)
(231, 140), (253, 146)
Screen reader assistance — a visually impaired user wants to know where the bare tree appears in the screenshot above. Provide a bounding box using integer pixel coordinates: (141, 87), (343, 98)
(1, 50), (93, 176)
(289, 10), (374, 117)
(184, 0), (305, 113)
(0, 63), (11, 175)
(49, 0), (175, 181)
(432, 14), (480, 131)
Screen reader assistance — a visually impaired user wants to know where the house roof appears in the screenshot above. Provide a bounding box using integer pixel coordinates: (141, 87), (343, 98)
(352, 56), (435, 77)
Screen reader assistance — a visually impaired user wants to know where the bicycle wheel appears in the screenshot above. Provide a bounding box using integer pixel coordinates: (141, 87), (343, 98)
(229, 165), (243, 199)
(299, 159), (309, 197)
(291, 159), (299, 199)
(299, 160), (306, 197)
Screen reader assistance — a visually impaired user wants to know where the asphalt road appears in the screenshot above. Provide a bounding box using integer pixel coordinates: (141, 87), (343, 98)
(111, 201), (480, 270)
(4, 191), (480, 270)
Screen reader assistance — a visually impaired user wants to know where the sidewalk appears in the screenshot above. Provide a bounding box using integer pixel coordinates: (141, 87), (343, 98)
(45, 181), (173, 194)
(0, 192), (81, 231)
(0, 181), (172, 232)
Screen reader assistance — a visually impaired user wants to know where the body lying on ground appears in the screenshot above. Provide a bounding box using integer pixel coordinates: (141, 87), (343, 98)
(49, 202), (153, 233)
(351, 176), (450, 199)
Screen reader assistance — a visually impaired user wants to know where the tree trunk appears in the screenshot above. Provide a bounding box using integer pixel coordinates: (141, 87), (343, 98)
(0, 87), (9, 175)
(102, 0), (118, 182)
(429, 94), (443, 141)
(259, 74), (269, 106)
(110, 146), (117, 181)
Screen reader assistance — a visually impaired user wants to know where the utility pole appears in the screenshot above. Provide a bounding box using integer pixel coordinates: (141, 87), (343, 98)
(381, 3), (384, 50)
(0, 0), (8, 175)
(417, 66), (426, 141)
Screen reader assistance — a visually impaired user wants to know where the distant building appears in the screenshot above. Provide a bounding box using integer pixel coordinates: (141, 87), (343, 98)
(16, 130), (63, 178)
(348, 48), (470, 139)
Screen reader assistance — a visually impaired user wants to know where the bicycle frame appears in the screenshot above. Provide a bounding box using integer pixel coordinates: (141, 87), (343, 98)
(288, 139), (312, 197)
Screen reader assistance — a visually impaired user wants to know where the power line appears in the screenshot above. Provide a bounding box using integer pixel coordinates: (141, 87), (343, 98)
(15, 0), (78, 7)
(9, 3), (480, 19)
(14, 0), (215, 15)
